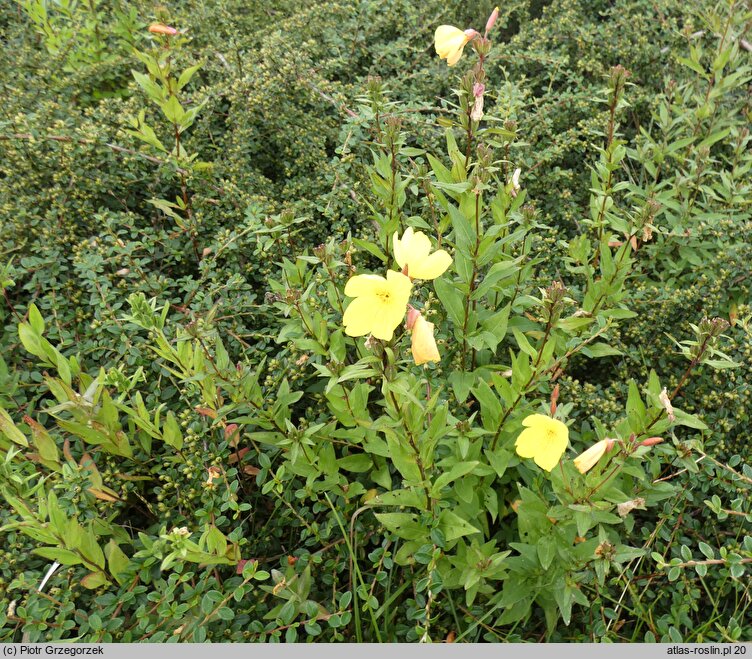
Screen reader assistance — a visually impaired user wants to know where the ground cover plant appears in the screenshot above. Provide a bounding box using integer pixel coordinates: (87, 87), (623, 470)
(0, 0), (750, 644)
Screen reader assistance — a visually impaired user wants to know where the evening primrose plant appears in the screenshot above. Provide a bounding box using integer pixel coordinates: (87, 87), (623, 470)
(1, 0), (749, 644)
(256, 8), (734, 639)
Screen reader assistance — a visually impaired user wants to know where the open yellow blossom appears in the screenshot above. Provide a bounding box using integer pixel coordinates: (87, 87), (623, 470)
(343, 271), (412, 341)
(573, 439), (614, 474)
(515, 414), (569, 472)
(393, 228), (452, 280)
(411, 314), (440, 365)
(434, 26), (477, 67)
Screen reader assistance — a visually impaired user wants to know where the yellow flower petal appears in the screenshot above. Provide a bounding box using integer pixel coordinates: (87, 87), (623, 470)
(522, 413), (552, 427)
(370, 311), (402, 341)
(514, 414), (569, 472)
(342, 297), (375, 337)
(514, 427), (540, 459)
(434, 25), (471, 67)
(573, 439), (611, 474)
(446, 46), (466, 67)
(385, 269), (413, 297)
(342, 271), (412, 340)
(411, 315), (440, 365)
(533, 433), (569, 471)
(393, 228), (452, 280)
(409, 250), (453, 280)
(344, 274), (383, 297)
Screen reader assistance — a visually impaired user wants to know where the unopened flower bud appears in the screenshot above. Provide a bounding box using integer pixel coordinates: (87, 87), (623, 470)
(485, 7), (500, 36)
(116, 268), (130, 276)
(202, 247), (212, 258)
(573, 438), (615, 474)
(595, 540), (616, 560)
(521, 204), (537, 223)
(148, 23), (179, 36)
(639, 436), (663, 447)
(405, 305), (421, 331)
(550, 384), (560, 415)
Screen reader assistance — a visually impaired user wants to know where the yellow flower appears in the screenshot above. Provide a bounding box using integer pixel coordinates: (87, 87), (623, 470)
(411, 314), (440, 365)
(515, 414), (569, 472)
(573, 439), (614, 474)
(434, 26), (477, 67)
(343, 271), (412, 341)
(393, 227), (452, 280)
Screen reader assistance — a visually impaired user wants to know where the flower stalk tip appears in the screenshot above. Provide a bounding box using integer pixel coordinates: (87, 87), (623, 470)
(485, 7), (500, 36)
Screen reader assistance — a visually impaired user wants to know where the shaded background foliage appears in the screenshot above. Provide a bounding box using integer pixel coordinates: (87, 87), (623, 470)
(0, 0), (750, 643)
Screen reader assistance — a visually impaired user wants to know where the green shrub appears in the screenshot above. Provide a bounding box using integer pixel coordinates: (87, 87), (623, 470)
(0, 0), (749, 644)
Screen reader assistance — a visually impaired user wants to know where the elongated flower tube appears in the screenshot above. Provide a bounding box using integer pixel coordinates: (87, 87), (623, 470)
(485, 7), (500, 36)
(343, 271), (412, 341)
(515, 414), (569, 472)
(434, 26), (477, 67)
(148, 23), (179, 35)
(411, 314), (440, 365)
(573, 439), (614, 474)
(393, 228), (452, 280)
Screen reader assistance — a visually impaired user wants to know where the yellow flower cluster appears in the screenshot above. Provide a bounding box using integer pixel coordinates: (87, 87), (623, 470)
(343, 229), (451, 363)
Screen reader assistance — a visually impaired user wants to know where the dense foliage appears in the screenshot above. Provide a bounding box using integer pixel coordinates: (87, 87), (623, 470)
(0, 0), (750, 643)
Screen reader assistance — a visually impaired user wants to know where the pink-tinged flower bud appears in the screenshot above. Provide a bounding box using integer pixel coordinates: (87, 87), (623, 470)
(473, 82), (485, 98)
(485, 7), (500, 36)
(464, 29), (479, 39)
(550, 384), (560, 415)
(639, 436), (664, 447)
(148, 23), (178, 36)
(405, 304), (421, 331)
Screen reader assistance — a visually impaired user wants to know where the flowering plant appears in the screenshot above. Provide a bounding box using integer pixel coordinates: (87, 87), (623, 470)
(256, 7), (735, 638)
